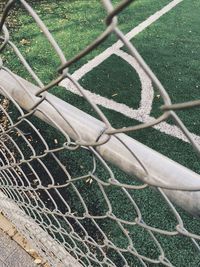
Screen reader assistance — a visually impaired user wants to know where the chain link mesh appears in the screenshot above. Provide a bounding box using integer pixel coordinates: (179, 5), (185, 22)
(0, 0), (200, 266)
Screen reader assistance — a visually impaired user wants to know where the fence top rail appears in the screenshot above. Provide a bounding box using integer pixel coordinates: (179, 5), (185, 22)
(1, 69), (200, 216)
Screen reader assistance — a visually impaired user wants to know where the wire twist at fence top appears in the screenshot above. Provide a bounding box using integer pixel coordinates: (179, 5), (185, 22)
(0, 1), (200, 267)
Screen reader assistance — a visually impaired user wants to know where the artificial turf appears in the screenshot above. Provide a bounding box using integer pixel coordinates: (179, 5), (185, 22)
(1, 0), (200, 266)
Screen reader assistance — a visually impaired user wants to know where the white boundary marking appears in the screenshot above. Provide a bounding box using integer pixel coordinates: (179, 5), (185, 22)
(60, 0), (200, 145)
(69, 0), (183, 81)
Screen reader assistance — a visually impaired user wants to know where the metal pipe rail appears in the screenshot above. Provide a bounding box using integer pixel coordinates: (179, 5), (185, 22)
(1, 69), (200, 217)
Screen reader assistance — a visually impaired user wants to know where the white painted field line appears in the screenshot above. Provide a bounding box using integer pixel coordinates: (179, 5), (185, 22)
(61, 73), (200, 146)
(59, 0), (200, 146)
(114, 49), (154, 116)
(68, 0), (183, 81)
(61, 0), (183, 114)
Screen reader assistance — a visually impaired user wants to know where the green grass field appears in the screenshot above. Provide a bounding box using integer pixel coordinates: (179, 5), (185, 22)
(3, 0), (200, 169)
(1, 0), (200, 266)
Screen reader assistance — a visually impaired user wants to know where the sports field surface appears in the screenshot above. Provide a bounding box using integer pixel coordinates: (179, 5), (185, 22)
(2, 0), (200, 266)
(4, 0), (200, 170)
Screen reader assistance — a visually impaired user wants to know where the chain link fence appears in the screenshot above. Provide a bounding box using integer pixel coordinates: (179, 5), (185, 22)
(0, 0), (200, 266)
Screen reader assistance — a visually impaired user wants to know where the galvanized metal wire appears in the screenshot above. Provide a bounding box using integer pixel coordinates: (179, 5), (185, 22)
(0, 1), (200, 266)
